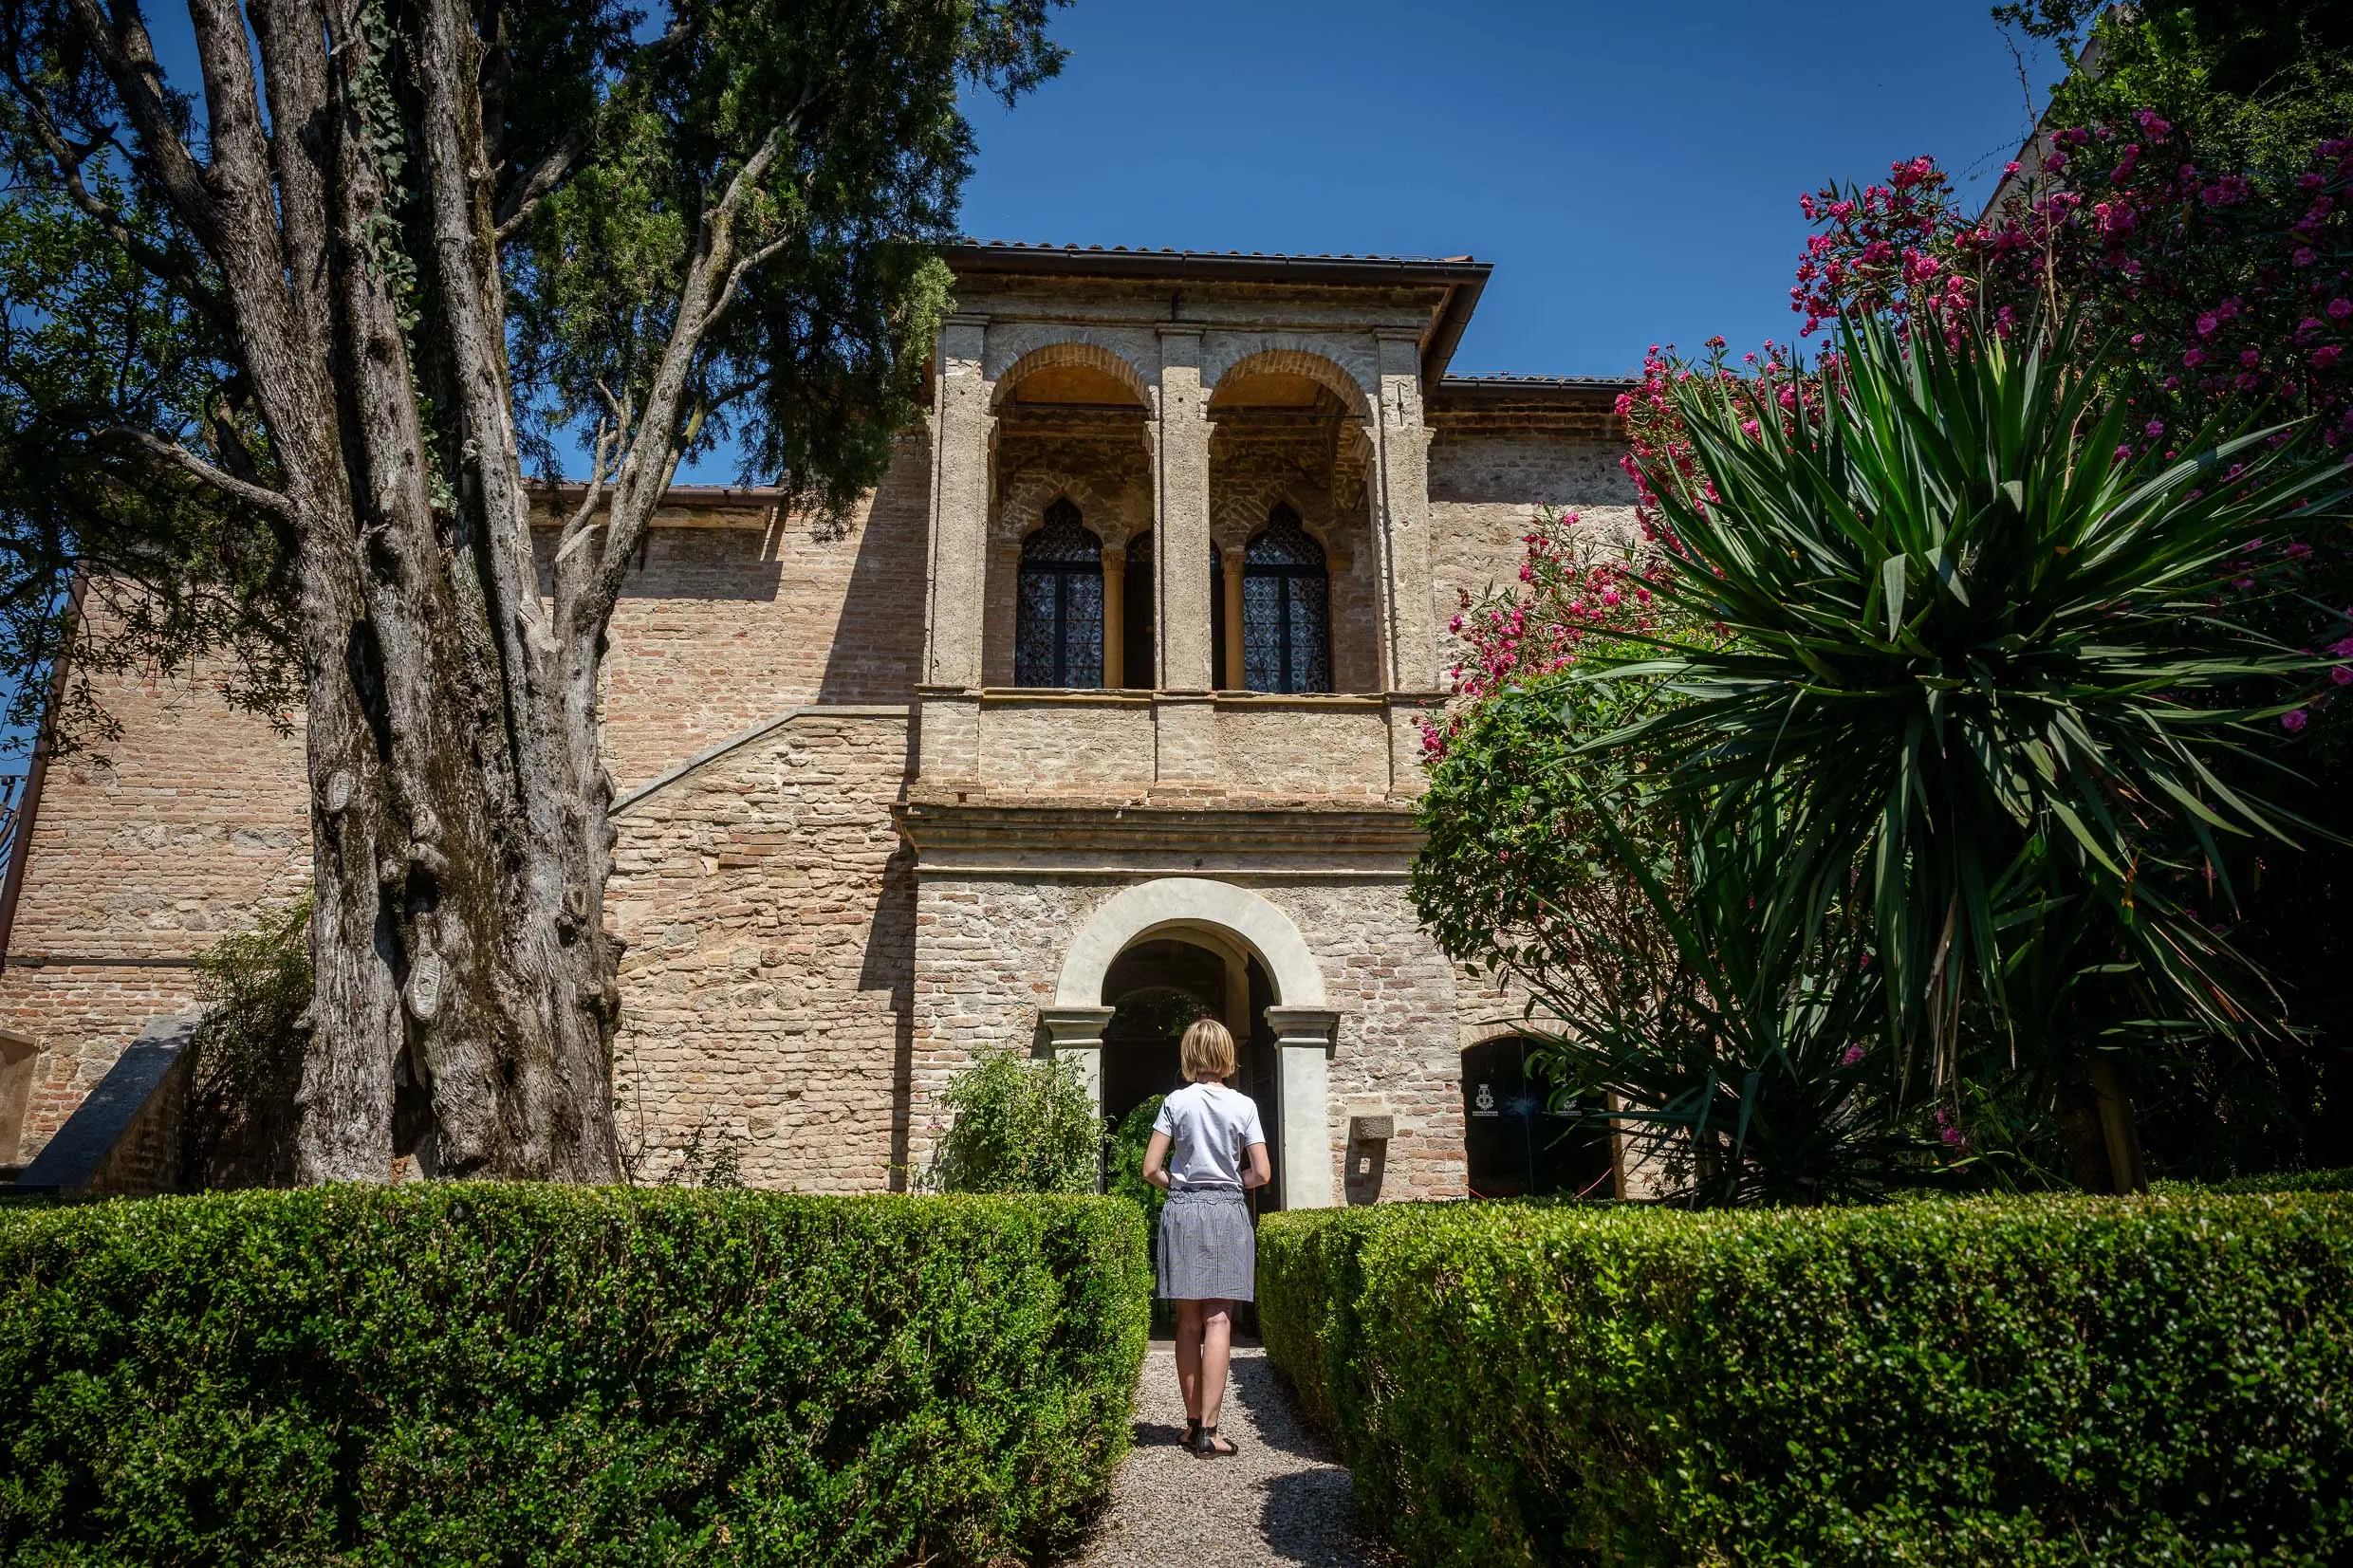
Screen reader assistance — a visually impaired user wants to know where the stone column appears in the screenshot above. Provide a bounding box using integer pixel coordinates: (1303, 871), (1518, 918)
(1220, 548), (1246, 691)
(1372, 330), (1441, 692)
(924, 314), (993, 691)
(1040, 1005), (1116, 1125)
(1266, 1005), (1340, 1208)
(1101, 544), (1126, 690)
(1156, 327), (1214, 691)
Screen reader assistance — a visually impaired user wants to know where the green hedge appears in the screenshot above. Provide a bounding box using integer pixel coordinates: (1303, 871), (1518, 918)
(1261, 1192), (2353, 1566)
(0, 1185), (1149, 1565)
(2169, 1167), (2353, 1195)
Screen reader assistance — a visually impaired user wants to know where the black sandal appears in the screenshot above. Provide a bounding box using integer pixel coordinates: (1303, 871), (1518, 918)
(1182, 1416), (1201, 1449)
(1192, 1422), (1236, 1458)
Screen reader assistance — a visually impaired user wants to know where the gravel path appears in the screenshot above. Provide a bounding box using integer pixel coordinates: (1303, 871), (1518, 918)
(1068, 1340), (1392, 1568)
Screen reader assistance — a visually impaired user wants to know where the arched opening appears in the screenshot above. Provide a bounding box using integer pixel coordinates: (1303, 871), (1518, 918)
(1461, 1035), (1614, 1200)
(1241, 504), (1330, 693)
(1052, 879), (1333, 1209)
(989, 343), (1150, 689)
(1100, 933), (1286, 1212)
(1206, 358), (1373, 692)
(1014, 498), (1103, 688)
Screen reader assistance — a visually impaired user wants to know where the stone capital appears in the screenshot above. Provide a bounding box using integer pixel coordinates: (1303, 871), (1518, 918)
(1039, 1005), (1117, 1047)
(1266, 1005), (1341, 1053)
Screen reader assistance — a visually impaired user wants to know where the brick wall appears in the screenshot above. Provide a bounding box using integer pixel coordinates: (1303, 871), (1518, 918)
(1426, 430), (1640, 682)
(606, 710), (914, 1189)
(0, 436), (932, 1169)
(0, 408), (1628, 1200)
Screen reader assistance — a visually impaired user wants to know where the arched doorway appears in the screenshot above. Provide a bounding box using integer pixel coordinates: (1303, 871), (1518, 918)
(1461, 1035), (1613, 1200)
(1097, 934), (1286, 1211)
(1043, 878), (1336, 1208)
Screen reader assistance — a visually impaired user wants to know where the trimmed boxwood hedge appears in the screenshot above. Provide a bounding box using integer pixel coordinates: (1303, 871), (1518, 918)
(0, 1184), (1149, 1565)
(1261, 1192), (2353, 1566)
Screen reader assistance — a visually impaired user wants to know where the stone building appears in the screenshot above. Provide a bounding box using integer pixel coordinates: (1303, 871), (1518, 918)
(0, 243), (1636, 1206)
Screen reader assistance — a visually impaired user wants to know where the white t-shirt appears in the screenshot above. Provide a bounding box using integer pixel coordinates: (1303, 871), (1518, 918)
(1153, 1081), (1267, 1191)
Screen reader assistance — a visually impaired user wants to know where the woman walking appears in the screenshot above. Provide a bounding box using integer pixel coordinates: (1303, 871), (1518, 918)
(1140, 1018), (1271, 1458)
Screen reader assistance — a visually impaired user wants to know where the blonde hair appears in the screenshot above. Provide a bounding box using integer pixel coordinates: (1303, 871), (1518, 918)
(1179, 1018), (1237, 1083)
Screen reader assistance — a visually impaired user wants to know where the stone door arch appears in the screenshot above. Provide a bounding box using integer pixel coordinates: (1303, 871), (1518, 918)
(1041, 877), (1339, 1207)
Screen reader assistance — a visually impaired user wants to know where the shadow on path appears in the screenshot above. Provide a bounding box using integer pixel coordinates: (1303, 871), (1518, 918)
(1067, 1343), (1392, 1568)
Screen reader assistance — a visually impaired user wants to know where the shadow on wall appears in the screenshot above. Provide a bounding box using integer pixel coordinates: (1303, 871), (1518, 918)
(862, 845), (919, 1190)
(609, 531), (784, 601)
(820, 427), (933, 704)
(1424, 435), (1636, 507)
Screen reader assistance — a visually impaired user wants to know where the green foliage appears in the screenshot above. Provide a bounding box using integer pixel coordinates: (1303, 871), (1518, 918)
(1261, 1192), (2353, 1566)
(1604, 312), (2349, 1083)
(927, 1049), (1103, 1194)
(1417, 672), (1946, 1204)
(505, 0), (1065, 516)
(1999, 2), (2353, 169)
(2164, 1165), (2353, 1194)
(0, 1185), (1148, 1565)
(1104, 1094), (1171, 1333)
(0, 177), (298, 758)
(183, 895), (311, 1189)
(1103, 1093), (1166, 1229)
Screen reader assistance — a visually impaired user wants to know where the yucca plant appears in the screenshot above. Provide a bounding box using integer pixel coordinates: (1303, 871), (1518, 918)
(1523, 783), (1948, 1207)
(1589, 311), (2349, 1135)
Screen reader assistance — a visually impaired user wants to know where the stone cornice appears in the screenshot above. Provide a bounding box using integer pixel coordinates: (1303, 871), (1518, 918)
(897, 790), (1425, 879)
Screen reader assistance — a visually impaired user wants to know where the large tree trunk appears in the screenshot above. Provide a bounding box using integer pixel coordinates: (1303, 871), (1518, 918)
(68, 0), (692, 1182)
(63, 0), (785, 1180)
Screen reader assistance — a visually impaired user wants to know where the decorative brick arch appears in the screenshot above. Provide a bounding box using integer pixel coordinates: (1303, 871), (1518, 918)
(991, 341), (1152, 410)
(1054, 877), (1326, 1008)
(994, 469), (1145, 548)
(1210, 467), (1341, 556)
(1206, 344), (1374, 417)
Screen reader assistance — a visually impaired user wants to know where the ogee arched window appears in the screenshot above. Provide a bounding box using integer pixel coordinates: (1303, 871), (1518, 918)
(1241, 504), (1331, 693)
(1015, 498), (1104, 688)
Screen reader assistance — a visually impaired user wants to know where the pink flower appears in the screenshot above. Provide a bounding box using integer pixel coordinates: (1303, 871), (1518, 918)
(2295, 247), (2319, 267)
(2330, 298), (2353, 322)
(2316, 345), (2345, 371)
(2332, 666), (2353, 687)
(1840, 1043), (1866, 1066)
(2284, 709), (2310, 732)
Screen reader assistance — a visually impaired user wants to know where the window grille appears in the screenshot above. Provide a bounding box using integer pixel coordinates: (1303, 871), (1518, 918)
(1014, 499), (1104, 688)
(1240, 504), (1331, 693)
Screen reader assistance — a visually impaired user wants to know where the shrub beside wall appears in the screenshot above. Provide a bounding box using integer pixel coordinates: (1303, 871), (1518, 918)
(1261, 1193), (2353, 1567)
(0, 1185), (1150, 1566)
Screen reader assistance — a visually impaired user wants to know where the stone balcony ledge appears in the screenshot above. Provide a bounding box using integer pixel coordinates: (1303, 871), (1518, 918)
(916, 685), (1446, 802)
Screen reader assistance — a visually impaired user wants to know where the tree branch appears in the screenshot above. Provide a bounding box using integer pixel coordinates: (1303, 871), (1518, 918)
(489, 17), (695, 240)
(64, 0), (223, 245)
(103, 427), (295, 521)
(492, 124), (587, 239)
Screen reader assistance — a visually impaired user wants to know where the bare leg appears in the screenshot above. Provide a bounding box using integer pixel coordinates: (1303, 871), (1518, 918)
(1173, 1299), (1203, 1421)
(1197, 1299), (1235, 1451)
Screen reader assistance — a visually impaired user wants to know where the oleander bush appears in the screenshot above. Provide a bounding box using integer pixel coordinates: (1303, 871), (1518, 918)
(0, 1184), (1150, 1566)
(1261, 1191), (2353, 1566)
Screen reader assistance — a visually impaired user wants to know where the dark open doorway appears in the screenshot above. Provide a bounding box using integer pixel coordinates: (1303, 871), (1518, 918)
(1100, 934), (1283, 1213)
(1461, 1035), (1613, 1200)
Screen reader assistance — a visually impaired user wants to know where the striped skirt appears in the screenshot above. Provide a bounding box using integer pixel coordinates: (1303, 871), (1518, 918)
(1157, 1187), (1255, 1301)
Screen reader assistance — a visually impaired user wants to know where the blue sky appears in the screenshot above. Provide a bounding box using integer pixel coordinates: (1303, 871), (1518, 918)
(953, 0), (2066, 385)
(126, 0), (2069, 451)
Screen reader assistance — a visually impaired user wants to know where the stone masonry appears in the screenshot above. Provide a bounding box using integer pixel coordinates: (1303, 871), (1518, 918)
(0, 244), (1635, 1207)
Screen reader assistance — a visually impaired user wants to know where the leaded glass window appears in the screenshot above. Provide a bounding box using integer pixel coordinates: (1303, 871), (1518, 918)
(1241, 505), (1331, 693)
(1015, 498), (1103, 688)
